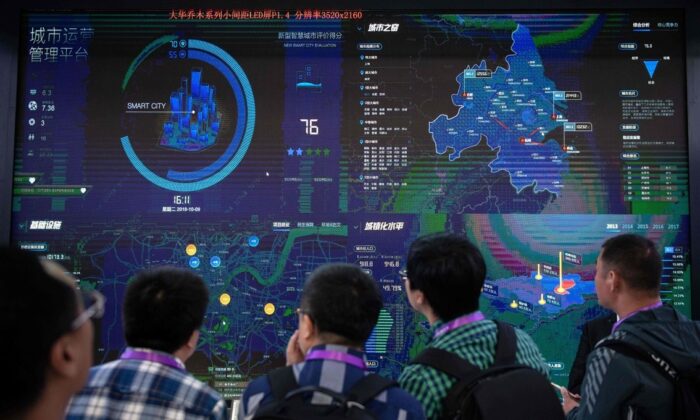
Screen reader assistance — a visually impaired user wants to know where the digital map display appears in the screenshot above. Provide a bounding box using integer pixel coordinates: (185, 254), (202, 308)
(11, 9), (690, 396)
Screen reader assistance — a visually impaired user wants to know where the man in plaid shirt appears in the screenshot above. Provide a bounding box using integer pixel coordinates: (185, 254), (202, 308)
(398, 233), (550, 420)
(239, 263), (425, 420)
(66, 267), (226, 419)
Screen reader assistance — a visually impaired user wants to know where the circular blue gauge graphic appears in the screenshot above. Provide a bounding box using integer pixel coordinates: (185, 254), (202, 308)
(120, 36), (255, 192)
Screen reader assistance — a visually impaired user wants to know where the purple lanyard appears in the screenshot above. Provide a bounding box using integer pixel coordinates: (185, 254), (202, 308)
(434, 311), (486, 338)
(120, 348), (185, 370)
(611, 301), (663, 333)
(305, 349), (367, 370)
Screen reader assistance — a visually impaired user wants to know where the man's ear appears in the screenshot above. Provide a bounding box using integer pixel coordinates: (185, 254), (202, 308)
(299, 313), (315, 340)
(608, 269), (623, 294)
(186, 330), (200, 350)
(414, 289), (427, 306)
(49, 334), (79, 378)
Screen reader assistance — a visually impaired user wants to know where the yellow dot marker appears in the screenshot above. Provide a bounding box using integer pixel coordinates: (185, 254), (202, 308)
(510, 300), (518, 309)
(538, 293), (546, 305)
(185, 244), (197, 256)
(264, 303), (276, 316)
(219, 293), (231, 306)
(535, 263), (543, 280)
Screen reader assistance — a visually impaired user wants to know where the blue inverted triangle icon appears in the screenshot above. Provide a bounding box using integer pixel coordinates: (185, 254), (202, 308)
(644, 60), (659, 78)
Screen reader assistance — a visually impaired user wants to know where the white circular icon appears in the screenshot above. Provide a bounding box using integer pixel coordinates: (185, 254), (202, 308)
(28, 101), (37, 111)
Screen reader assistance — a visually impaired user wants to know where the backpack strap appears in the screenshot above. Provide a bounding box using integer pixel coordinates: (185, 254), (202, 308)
(598, 339), (678, 382)
(346, 374), (397, 404)
(410, 320), (518, 376)
(411, 347), (482, 379)
(493, 321), (517, 366)
(410, 321), (525, 420)
(267, 366), (299, 400)
(410, 348), (485, 419)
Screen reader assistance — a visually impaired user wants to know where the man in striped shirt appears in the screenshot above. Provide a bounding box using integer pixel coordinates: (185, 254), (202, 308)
(239, 263), (425, 420)
(398, 233), (550, 420)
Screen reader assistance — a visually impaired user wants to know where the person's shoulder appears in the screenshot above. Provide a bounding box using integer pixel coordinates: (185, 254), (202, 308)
(511, 326), (549, 375)
(512, 325), (539, 348)
(442, 318), (497, 342)
(590, 330), (633, 363)
(398, 356), (436, 383)
(512, 327), (542, 355)
(82, 358), (132, 387)
(584, 331), (642, 389)
(241, 371), (273, 402)
(171, 370), (226, 414)
(383, 384), (425, 411)
(126, 363), (224, 408)
(397, 354), (445, 405)
(179, 369), (223, 397)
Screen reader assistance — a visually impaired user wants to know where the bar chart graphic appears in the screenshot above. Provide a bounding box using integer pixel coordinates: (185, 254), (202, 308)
(366, 309), (394, 354)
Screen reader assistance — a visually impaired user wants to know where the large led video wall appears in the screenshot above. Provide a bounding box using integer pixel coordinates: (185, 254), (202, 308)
(11, 9), (689, 395)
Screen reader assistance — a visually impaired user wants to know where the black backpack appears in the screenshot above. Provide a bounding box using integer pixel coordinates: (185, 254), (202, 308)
(599, 339), (700, 420)
(410, 320), (564, 420)
(251, 366), (396, 420)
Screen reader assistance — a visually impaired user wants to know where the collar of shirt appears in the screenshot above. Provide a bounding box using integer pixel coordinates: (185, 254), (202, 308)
(611, 301), (663, 333)
(432, 311), (486, 339)
(304, 344), (367, 370)
(120, 347), (186, 370)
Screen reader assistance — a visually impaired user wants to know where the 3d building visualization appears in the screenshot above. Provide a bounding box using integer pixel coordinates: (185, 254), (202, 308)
(162, 68), (221, 152)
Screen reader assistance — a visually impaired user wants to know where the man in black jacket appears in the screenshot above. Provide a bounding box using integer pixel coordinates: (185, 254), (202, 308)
(562, 234), (700, 419)
(567, 313), (616, 394)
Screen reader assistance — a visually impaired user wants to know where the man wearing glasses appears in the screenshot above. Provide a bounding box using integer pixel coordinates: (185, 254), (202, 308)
(66, 267), (226, 420)
(0, 247), (101, 420)
(238, 263), (425, 420)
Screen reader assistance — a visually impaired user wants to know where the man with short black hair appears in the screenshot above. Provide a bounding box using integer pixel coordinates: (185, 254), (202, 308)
(239, 263), (425, 420)
(562, 234), (700, 419)
(66, 267), (226, 419)
(398, 233), (550, 419)
(0, 247), (98, 420)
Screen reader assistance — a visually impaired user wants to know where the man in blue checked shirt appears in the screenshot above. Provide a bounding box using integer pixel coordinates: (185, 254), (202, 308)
(66, 267), (226, 420)
(239, 263), (425, 420)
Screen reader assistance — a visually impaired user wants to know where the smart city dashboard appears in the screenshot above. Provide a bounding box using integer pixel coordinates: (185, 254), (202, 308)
(10, 9), (690, 395)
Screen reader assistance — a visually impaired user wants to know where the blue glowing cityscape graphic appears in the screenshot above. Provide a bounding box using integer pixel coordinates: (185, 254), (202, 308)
(161, 68), (221, 152)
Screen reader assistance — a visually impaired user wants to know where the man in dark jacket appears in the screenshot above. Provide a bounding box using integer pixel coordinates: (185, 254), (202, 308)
(562, 234), (700, 419)
(567, 312), (616, 394)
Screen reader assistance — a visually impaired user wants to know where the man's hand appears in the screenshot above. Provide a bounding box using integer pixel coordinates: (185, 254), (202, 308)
(561, 386), (581, 415)
(285, 330), (304, 365)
